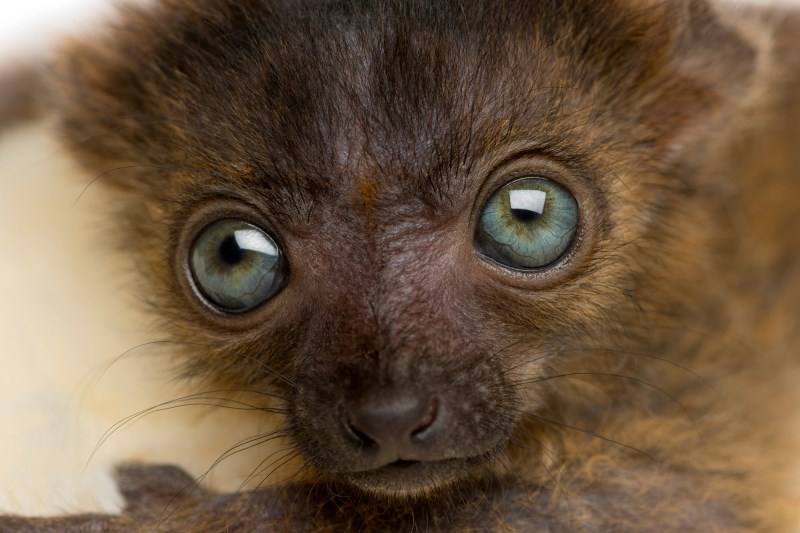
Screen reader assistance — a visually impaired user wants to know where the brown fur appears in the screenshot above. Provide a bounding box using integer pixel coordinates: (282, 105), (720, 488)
(2, 0), (800, 530)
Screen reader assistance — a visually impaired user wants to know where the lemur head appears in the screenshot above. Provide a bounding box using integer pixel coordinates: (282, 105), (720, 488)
(54, 0), (755, 497)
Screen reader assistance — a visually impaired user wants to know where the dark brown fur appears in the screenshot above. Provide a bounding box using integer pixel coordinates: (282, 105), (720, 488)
(3, 0), (800, 530)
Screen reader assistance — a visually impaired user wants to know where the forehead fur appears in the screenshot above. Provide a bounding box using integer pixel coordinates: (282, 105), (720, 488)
(55, 0), (750, 208)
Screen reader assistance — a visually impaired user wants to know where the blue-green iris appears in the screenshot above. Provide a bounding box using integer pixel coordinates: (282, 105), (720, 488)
(189, 219), (288, 312)
(476, 177), (579, 270)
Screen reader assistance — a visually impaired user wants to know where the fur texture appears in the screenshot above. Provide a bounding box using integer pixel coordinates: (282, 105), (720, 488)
(2, 0), (800, 531)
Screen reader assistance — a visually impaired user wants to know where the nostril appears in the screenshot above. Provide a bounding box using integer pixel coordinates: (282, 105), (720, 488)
(410, 396), (439, 438)
(345, 416), (376, 446)
(343, 391), (443, 453)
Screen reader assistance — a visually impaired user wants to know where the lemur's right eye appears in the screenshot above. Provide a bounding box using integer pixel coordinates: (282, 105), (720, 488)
(475, 177), (579, 270)
(188, 219), (288, 312)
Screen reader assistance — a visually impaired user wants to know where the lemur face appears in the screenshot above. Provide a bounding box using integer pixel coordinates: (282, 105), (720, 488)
(54, 0), (754, 496)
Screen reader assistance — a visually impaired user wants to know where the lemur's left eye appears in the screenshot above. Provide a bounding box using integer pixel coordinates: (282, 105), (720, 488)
(476, 177), (579, 270)
(189, 219), (288, 312)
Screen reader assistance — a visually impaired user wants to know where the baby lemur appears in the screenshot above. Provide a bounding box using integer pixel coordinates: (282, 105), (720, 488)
(2, 0), (800, 531)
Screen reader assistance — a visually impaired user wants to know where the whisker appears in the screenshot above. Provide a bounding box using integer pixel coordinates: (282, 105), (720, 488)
(80, 340), (188, 401)
(513, 372), (693, 421)
(199, 429), (290, 485)
(239, 447), (298, 491)
(243, 449), (302, 493)
(259, 450), (303, 490)
(90, 337), (298, 391)
(72, 164), (174, 206)
(87, 390), (286, 468)
(505, 346), (719, 398)
(155, 428), (291, 525)
(566, 347), (719, 396)
(148, 339), (299, 389)
(526, 413), (656, 462)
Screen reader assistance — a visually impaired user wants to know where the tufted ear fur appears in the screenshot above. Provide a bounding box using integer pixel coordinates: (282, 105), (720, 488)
(555, 0), (760, 170)
(653, 1), (761, 163)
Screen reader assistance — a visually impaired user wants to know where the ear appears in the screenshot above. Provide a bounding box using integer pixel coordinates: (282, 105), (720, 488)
(49, 2), (195, 193)
(574, 0), (761, 166)
(650, 0), (761, 164)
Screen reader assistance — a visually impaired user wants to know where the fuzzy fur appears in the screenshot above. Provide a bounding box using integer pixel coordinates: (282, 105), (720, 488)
(2, 0), (800, 531)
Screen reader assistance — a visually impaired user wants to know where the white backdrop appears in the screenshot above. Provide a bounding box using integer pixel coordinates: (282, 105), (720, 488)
(1, 0), (799, 55)
(0, 0), (134, 55)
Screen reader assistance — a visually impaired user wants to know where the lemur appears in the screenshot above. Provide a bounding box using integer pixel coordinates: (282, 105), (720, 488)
(1, 0), (800, 530)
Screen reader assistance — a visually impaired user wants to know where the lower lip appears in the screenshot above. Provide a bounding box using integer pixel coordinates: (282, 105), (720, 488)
(384, 459), (419, 469)
(342, 456), (480, 494)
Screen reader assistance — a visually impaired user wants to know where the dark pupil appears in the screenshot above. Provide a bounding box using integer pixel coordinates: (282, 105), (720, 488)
(218, 234), (245, 265)
(510, 208), (542, 224)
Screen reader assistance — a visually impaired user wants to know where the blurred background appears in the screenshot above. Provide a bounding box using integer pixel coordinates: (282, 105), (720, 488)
(0, 0), (135, 56)
(1, 0), (799, 56)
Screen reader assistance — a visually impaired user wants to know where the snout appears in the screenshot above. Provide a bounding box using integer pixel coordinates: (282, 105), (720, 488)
(342, 388), (443, 467)
(292, 362), (516, 495)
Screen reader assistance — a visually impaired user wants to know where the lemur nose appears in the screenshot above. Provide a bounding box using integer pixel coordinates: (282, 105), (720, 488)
(345, 391), (440, 456)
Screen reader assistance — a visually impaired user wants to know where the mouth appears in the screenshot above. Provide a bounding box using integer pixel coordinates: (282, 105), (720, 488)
(294, 377), (516, 497)
(340, 454), (492, 497)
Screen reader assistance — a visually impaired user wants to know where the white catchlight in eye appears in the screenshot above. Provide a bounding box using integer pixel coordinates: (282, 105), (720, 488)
(234, 229), (278, 256)
(509, 189), (547, 214)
